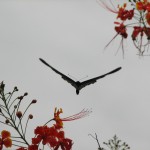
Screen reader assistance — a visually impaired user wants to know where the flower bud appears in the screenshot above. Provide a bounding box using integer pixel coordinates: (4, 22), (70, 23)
(29, 114), (33, 119)
(18, 96), (23, 100)
(14, 86), (18, 91)
(31, 99), (37, 104)
(5, 119), (10, 124)
(16, 111), (22, 118)
(24, 92), (28, 96)
(14, 105), (17, 109)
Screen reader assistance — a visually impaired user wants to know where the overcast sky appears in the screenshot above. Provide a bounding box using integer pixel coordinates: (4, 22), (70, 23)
(0, 0), (150, 150)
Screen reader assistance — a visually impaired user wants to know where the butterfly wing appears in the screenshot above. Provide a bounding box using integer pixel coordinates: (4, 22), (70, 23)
(39, 58), (77, 88)
(79, 67), (122, 90)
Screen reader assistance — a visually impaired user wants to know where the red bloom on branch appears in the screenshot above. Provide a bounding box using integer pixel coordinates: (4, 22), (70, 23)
(132, 26), (143, 40)
(0, 130), (12, 150)
(32, 126), (58, 145)
(132, 26), (150, 40)
(28, 144), (38, 150)
(117, 4), (134, 21)
(32, 125), (73, 150)
(53, 137), (72, 150)
(98, 1), (134, 21)
(136, 0), (150, 11)
(146, 3), (150, 11)
(136, 1), (146, 10)
(31, 108), (90, 149)
(17, 145), (38, 150)
(48, 130), (73, 150)
(115, 22), (128, 38)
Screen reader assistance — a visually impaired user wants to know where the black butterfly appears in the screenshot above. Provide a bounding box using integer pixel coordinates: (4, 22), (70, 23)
(39, 58), (121, 95)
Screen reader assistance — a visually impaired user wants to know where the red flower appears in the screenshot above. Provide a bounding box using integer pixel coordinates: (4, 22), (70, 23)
(136, 0), (150, 11)
(136, 2), (146, 10)
(143, 27), (150, 39)
(53, 138), (73, 150)
(132, 26), (143, 40)
(28, 144), (38, 150)
(132, 26), (150, 40)
(115, 23), (128, 38)
(117, 4), (134, 21)
(30, 108), (91, 149)
(146, 3), (150, 11)
(0, 130), (12, 150)
(17, 145), (38, 150)
(32, 125), (73, 150)
(32, 126), (58, 145)
(48, 130), (73, 150)
(98, 1), (134, 21)
(146, 12), (150, 25)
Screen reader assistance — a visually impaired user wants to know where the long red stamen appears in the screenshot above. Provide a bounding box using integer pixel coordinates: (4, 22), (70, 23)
(97, 0), (118, 13)
(61, 109), (92, 121)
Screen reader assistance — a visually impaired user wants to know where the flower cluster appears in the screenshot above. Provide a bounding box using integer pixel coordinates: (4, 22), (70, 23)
(0, 81), (91, 150)
(98, 0), (150, 56)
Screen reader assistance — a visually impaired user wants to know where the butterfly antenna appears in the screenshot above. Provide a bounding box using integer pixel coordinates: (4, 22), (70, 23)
(68, 74), (78, 81)
(79, 75), (88, 81)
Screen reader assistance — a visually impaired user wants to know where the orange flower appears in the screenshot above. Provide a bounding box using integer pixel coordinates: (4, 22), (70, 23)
(54, 108), (64, 128)
(32, 125), (73, 150)
(54, 108), (92, 129)
(136, 1), (145, 10)
(0, 130), (12, 150)
(32, 126), (58, 145)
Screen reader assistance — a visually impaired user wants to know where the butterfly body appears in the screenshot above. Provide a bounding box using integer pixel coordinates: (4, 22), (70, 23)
(74, 81), (82, 95)
(39, 58), (121, 95)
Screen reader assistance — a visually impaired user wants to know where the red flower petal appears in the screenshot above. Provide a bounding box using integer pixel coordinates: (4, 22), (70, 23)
(28, 145), (38, 150)
(3, 138), (12, 148)
(1, 130), (11, 139)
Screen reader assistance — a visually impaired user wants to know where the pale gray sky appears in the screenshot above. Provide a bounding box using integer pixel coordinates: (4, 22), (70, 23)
(0, 0), (150, 150)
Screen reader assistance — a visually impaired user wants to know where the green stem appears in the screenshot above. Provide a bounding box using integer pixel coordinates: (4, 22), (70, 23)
(44, 118), (54, 126)
(8, 97), (19, 109)
(17, 103), (32, 128)
(2, 92), (29, 146)
(12, 139), (26, 144)
(7, 90), (15, 105)
(24, 118), (29, 137)
(0, 120), (12, 127)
